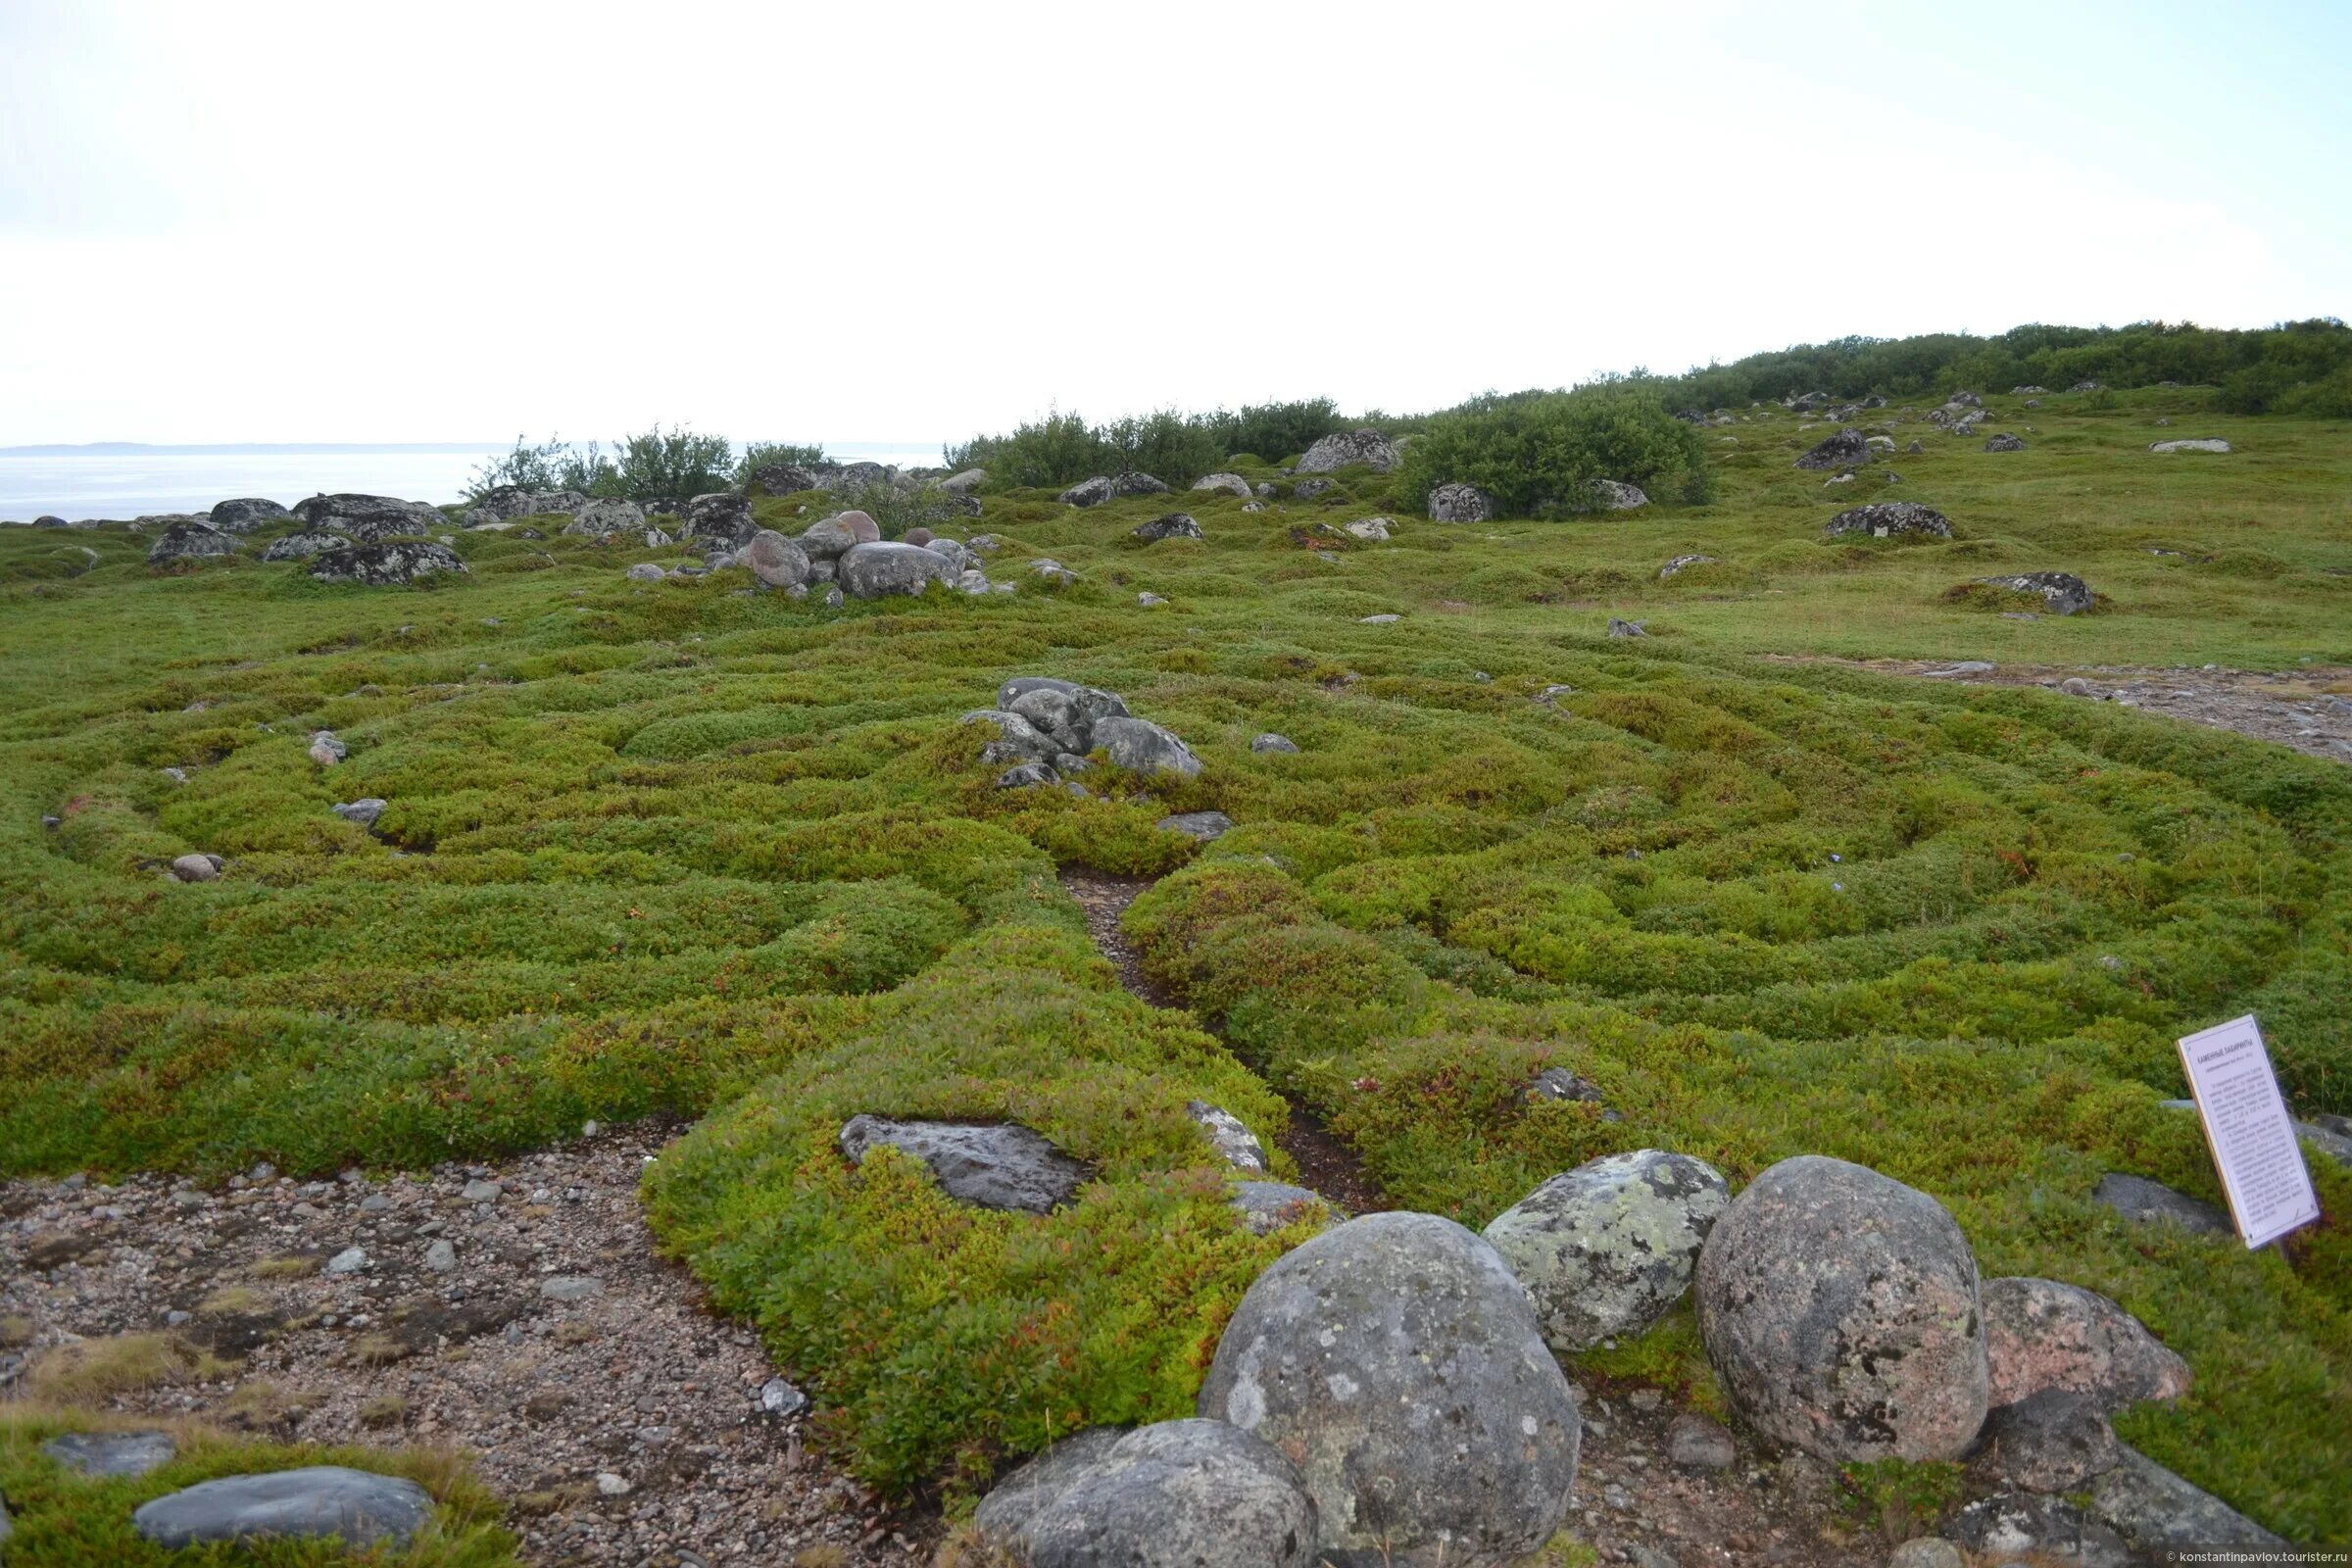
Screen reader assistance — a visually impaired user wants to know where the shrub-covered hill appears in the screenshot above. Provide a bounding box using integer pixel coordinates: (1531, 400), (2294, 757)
(1, 385), (2348, 1539)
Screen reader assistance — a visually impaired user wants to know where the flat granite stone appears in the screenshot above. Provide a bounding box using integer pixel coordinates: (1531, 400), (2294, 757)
(42, 1429), (177, 1479)
(132, 1466), (433, 1549)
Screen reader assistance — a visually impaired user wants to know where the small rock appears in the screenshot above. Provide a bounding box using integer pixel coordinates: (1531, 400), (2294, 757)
(1886, 1541), (1964, 1568)
(1666, 1412), (1736, 1472)
(323, 1247), (368, 1275)
(1428, 481), (1494, 521)
(1607, 617), (1645, 637)
(1825, 502), (1951, 540)
(1658, 554), (1716, 578)
(1132, 513), (1202, 542)
(332, 799), (386, 828)
(1358, 612), (1400, 624)
(539, 1274), (604, 1301)
(2092, 1173), (2230, 1236)
(1984, 433), (2027, 453)
(1229, 1182), (1342, 1236)
(1794, 428), (1871, 470)
(1137, 592), (1166, 608)
(596, 1472), (632, 1497)
(1590, 479), (1648, 511)
(170, 854), (220, 883)
(41, 1430), (178, 1478)
(1154, 810), (1232, 842)
(1185, 1102), (1269, 1172)
(2148, 438), (2230, 454)
(308, 731), (347, 765)
(837, 1115), (1089, 1214)
(1974, 571), (2094, 615)
(1250, 732), (1298, 754)
(626, 563), (666, 583)
(1342, 515), (1391, 540)
(421, 1239), (457, 1273)
(758, 1377), (809, 1418)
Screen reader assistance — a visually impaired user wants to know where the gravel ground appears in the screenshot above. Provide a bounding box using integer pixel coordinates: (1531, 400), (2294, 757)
(0, 1123), (932, 1567)
(1771, 656), (2352, 763)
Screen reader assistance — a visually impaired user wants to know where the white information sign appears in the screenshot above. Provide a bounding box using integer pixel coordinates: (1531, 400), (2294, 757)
(2177, 1014), (2321, 1249)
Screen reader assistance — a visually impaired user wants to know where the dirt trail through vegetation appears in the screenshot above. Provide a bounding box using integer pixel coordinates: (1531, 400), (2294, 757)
(1058, 866), (1389, 1215)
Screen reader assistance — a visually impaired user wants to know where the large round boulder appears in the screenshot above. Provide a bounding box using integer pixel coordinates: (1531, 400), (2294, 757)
(1197, 1211), (1581, 1567)
(1483, 1150), (1729, 1351)
(681, 493), (759, 549)
(1824, 502), (1951, 541)
(1297, 429), (1399, 474)
(207, 497), (290, 531)
(261, 529), (349, 562)
(799, 510), (883, 561)
(1191, 472), (1252, 498)
(147, 519), (237, 564)
(574, 498), (645, 533)
(1793, 428), (1872, 471)
(1981, 1277), (2190, 1414)
(992, 1419), (1320, 1568)
(1972, 571), (2093, 615)
(1091, 716), (1201, 779)
(290, 494), (444, 541)
(741, 529), (812, 589)
(1695, 1155), (1987, 1463)
(838, 541), (954, 599)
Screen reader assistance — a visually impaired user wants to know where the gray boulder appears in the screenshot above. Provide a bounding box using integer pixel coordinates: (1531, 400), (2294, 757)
(975, 1428), (1133, 1545)
(171, 854), (222, 883)
(1230, 1182), (1341, 1236)
(1058, 470), (1171, 507)
(941, 467), (989, 495)
(1191, 472), (1252, 498)
(148, 519), (237, 564)
(1984, 433), (2027, 453)
(1658, 554), (1717, 578)
(1296, 429), (1399, 474)
(1186, 1102), (1268, 1172)
(260, 530), (349, 562)
(291, 494), (444, 540)
(2085, 1446), (2290, 1553)
(752, 463), (816, 495)
(333, 799), (387, 827)
(1059, 475), (1118, 508)
(682, 493), (760, 549)
(1695, 1155), (1987, 1462)
(575, 498), (644, 533)
(1976, 571), (2093, 614)
(42, 1429), (178, 1478)
(837, 1114), (1090, 1214)
(308, 540), (466, 585)
(965, 710), (1062, 765)
(998, 1419), (1320, 1568)
(1794, 428), (1872, 470)
(1250, 733), (1299, 754)
(2149, 438), (2230, 454)
(1156, 810), (1232, 842)
(626, 563), (667, 583)
(925, 537), (980, 573)
(998, 761), (1062, 789)
(469, 485), (539, 521)
(1971, 1388), (2120, 1494)
(1093, 716), (1202, 779)
(1824, 502), (1951, 540)
(1665, 1412), (1736, 1472)
(1133, 513), (1202, 542)
(131, 1467), (434, 1550)
(1293, 477), (1335, 500)
(1483, 1150), (1730, 1351)
(742, 529), (812, 589)
(838, 541), (953, 599)
(2092, 1173), (2230, 1236)
(207, 497), (290, 531)
(1590, 479), (1649, 511)
(1528, 1067), (1604, 1104)
(1197, 1211), (1580, 1567)
(1981, 1276), (2191, 1413)
(809, 461), (894, 493)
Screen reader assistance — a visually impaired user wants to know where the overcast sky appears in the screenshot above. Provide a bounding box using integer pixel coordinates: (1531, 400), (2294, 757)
(2, 0), (2344, 446)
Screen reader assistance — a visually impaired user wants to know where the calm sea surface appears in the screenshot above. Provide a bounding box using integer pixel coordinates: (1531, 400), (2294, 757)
(0, 444), (944, 522)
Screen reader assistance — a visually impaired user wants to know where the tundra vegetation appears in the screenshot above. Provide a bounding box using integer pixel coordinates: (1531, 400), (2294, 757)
(3, 351), (2350, 1552)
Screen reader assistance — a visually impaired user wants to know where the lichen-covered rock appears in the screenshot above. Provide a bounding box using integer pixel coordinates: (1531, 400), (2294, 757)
(1824, 502), (1951, 540)
(147, 519), (237, 564)
(1949, 1494), (2132, 1568)
(2149, 438), (2230, 454)
(332, 799), (386, 827)
(1342, 516), (1390, 540)
(741, 529), (812, 589)
(291, 494), (445, 540)
(261, 530), (349, 561)
(838, 541), (953, 599)
(990, 1419), (1321, 1568)
(1975, 571), (2092, 614)
(1984, 433), (2027, 453)
(1590, 479), (1649, 511)
(1793, 428), (1872, 470)
(1981, 1277), (2191, 1413)
(308, 730), (346, 766)
(965, 709), (1062, 764)
(1250, 733), (1299, 754)
(1528, 1067), (1603, 1104)
(837, 1114), (1090, 1214)
(1659, 554), (1717, 578)
(681, 493), (759, 549)
(626, 563), (667, 583)
(1198, 1211), (1579, 1566)
(799, 510), (883, 560)
(207, 497), (290, 531)
(1133, 513), (1202, 542)
(752, 463), (815, 496)
(307, 540), (466, 585)
(575, 498), (645, 533)
(1186, 1102), (1268, 1172)
(2084, 1446), (2290, 1553)
(1092, 716), (1202, 778)
(131, 1467), (434, 1550)
(1230, 1182), (1340, 1236)
(1483, 1150), (1730, 1351)
(973, 1428), (1133, 1546)
(1156, 810), (1232, 842)
(2092, 1173), (2230, 1236)
(1297, 429), (1399, 474)
(1192, 472), (1251, 497)
(1695, 1155), (1987, 1463)
(1059, 471), (1169, 507)
(941, 467), (989, 495)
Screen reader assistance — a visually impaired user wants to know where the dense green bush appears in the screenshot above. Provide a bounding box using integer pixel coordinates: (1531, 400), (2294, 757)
(735, 440), (828, 484)
(467, 425), (736, 502)
(1395, 387), (1716, 516)
(944, 400), (1347, 488)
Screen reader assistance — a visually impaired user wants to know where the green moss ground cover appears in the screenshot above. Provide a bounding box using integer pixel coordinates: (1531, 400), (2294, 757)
(2, 384), (2348, 1536)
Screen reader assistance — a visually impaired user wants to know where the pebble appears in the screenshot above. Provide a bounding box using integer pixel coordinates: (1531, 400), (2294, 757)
(323, 1247), (368, 1275)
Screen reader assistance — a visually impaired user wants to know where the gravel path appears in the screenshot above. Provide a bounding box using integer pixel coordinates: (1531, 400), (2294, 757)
(1, 1122), (932, 1566)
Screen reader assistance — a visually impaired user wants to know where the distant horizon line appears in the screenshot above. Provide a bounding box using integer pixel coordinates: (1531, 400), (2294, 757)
(0, 440), (946, 458)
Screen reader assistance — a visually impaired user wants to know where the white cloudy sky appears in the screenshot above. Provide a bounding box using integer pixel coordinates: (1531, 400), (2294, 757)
(2, 0), (2344, 446)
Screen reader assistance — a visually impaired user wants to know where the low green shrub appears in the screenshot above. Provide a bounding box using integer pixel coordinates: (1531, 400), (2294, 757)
(1395, 387), (1716, 517)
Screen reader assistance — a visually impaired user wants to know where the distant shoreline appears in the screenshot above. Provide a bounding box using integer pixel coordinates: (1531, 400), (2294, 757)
(0, 441), (503, 458)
